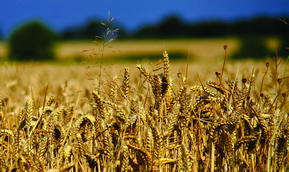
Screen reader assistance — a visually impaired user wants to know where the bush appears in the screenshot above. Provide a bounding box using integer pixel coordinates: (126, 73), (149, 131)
(232, 36), (271, 60)
(279, 35), (289, 58)
(9, 21), (57, 61)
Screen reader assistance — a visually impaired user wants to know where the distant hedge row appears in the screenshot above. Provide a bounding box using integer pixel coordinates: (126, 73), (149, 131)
(130, 16), (289, 39)
(1, 15), (289, 41)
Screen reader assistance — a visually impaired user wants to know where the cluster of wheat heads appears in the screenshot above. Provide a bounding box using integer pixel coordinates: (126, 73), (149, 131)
(0, 51), (288, 172)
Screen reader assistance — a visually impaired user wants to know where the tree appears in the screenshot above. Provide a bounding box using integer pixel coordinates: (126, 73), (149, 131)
(9, 21), (57, 61)
(61, 20), (105, 40)
(156, 16), (186, 38)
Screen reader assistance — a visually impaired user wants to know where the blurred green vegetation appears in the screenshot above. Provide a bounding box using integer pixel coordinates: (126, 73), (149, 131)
(61, 20), (104, 40)
(0, 27), (2, 40)
(232, 36), (272, 59)
(9, 21), (57, 61)
(59, 16), (289, 40)
(279, 34), (289, 57)
(4, 16), (289, 61)
(60, 16), (289, 59)
(61, 19), (126, 40)
(129, 16), (288, 39)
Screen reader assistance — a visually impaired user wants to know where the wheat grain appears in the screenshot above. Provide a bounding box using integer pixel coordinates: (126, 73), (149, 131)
(121, 66), (130, 100)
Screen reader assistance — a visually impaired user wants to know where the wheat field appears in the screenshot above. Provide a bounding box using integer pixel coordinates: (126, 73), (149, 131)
(0, 49), (288, 171)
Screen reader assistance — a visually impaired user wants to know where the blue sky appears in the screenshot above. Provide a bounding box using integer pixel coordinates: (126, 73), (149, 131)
(0, 0), (289, 38)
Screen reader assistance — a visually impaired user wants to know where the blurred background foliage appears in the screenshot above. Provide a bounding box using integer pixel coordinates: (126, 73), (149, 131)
(8, 21), (57, 61)
(57, 16), (289, 40)
(0, 27), (2, 41)
(1, 15), (289, 61)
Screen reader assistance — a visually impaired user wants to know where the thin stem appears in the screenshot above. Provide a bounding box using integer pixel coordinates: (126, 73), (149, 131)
(221, 45), (227, 83)
(278, 56), (289, 105)
(219, 45), (227, 102)
(260, 63), (269, 97)
(210, 143), (215, 172)
(98, 35), (107, 94)
(281, 56), (289, 89)
(276, 82), (282, 109)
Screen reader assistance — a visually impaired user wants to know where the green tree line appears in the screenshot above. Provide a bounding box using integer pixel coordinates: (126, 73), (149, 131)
(60, 16), (289, 40)
(59, 15), (289, 58)
(2, 16), (289, 61)
(0, 15), (288, 40)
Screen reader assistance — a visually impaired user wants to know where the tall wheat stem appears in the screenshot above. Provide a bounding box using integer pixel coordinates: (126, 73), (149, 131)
(98, 36), (106, 93)
(221, 45), (228, 82)
(278, 56), (289, 106)
(210, 143), (215, 172)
